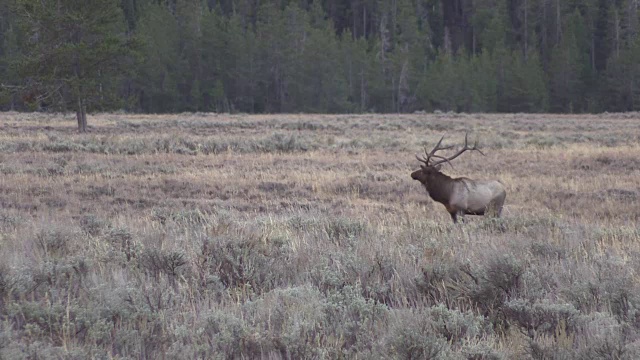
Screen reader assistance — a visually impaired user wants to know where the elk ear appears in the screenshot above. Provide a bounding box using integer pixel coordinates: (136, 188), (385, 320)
(433, 164), (442, 171)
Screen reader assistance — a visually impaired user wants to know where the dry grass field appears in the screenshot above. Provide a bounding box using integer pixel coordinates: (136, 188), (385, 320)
(0, 111), (639, 359)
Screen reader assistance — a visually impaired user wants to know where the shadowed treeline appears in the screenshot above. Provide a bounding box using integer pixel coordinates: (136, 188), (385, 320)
(2, 0), (640, 115)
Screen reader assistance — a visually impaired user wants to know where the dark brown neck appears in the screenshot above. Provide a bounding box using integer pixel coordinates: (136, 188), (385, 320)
(425, 172), (455, 205)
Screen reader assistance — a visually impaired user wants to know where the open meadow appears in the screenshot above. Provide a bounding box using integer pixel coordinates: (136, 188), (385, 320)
(0, 112), (639, 359)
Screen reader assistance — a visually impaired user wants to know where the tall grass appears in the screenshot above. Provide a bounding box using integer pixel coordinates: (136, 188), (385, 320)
(0, 112), (639, 358)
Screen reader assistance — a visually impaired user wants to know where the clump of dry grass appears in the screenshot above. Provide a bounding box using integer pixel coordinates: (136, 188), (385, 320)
(0, 111), (639, 358)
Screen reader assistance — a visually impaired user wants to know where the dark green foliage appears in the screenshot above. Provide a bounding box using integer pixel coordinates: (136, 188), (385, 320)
(3, 0), (640, 114)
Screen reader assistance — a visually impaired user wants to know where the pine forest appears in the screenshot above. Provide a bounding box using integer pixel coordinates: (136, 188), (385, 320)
(1, 0), (640, 115)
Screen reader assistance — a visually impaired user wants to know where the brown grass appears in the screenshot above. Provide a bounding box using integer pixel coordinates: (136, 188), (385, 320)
(0, 111), (639, 358)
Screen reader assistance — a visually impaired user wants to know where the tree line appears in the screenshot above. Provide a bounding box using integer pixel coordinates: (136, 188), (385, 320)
(1, 0), (640, 123)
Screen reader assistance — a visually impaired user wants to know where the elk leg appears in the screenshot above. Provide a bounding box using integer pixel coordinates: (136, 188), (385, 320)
(491, 202), (504, 218)
(450, 212), (458, 223)
(485, 202), (499, 218)
(457, 212), (466, 224)
(450, 211), (466, 224)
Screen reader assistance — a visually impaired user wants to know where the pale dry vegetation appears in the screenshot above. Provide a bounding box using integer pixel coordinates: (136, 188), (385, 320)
(0, 112), (639, 359)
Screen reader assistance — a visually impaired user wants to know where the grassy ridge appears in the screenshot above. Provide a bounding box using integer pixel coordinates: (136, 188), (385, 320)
(0, 112), (639, 359)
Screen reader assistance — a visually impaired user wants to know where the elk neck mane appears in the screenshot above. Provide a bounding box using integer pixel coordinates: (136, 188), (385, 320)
(424, 171), (462, 204)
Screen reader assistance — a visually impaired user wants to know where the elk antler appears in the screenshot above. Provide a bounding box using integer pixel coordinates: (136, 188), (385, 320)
(415, 135), (456, 165)
(429, 133), (485, 167)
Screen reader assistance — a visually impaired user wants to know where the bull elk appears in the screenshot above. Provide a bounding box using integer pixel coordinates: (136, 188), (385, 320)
(411, 134), (506, 223)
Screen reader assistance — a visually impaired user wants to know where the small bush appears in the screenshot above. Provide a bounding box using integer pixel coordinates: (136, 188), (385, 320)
(34, 228), (78, 258)
(504, 299), (579, 338)
(188, 310), (253, 359)
(42, 141), (84, 153)
(428, 305), (494, 344)
(78, 214), (109, 236)
(324, 285), (389, 355)
(322, 217), (366, 245)
(172, 209), (210, 225)
(139, 248), (187, 279)
(200, 234), (289, 295)
(575, 313), (639, 360)
(244, 286), (329, 358)
(0, 211), (21, 229)
(385, 309), (451, 359)
(0, 265), (8, 310)
(257, 133), (315, 153)
(416, 261), (473, 306)
(104, 227), (139, 262)
(564, 257), (640, 322)
(477, 215), (560, 236)
(484, 254), (525, 298)
(462, 343), (504, 360)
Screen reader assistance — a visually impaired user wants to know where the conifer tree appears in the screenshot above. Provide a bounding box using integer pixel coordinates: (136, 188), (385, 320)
(12, 0), (135, 131)
(135, 3), (180, 112)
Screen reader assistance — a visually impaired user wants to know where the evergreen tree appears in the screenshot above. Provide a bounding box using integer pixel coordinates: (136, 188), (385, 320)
(499, 49), (548, 112)
(419, 51), (460, 112)
(0, 0), (25, 110)
(341, 32), (366, 111)
(293, 2), (349, 112)
(175, 0), (203, 111)
(603, 33), (640, 111)
(255, 3), (302, 112)
(468, 50), (498, 112)
(225, 13), (259, 112)
(548, 9), (592, 112)
(135, 3), (180, 112)
(12, 0), (135, 131)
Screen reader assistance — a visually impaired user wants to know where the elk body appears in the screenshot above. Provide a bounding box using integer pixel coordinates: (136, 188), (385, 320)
(411, 134), (506, 223)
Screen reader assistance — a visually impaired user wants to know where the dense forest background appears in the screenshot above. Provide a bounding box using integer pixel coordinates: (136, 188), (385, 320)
(1, 0), (640, 115)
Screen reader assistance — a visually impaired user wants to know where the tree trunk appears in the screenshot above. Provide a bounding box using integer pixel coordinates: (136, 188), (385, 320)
(556, 0), (562, 45)
(524, 0), (528, 59)
(77, 96), (87, 132)
(615, 10), (620, 58)
(591, 36), (595, 71)
(363, 5), (366, 38)
(360, 70), (366, 112)
(444, 26), (451, 54)
(542, 0), (547, 56)
(472, 28), (476, 55)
